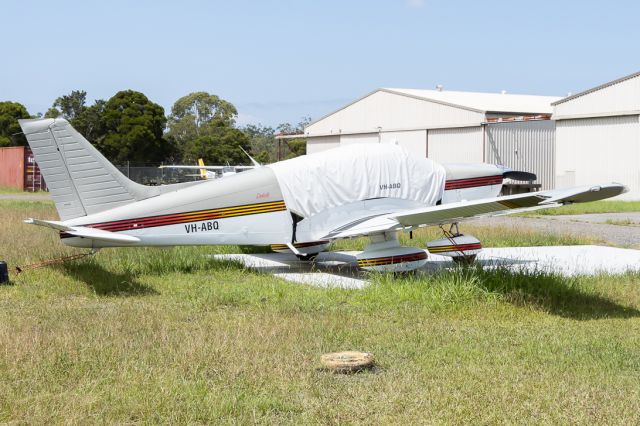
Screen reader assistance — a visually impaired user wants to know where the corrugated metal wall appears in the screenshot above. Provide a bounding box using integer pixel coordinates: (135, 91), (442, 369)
(0, 146), (25, 190)
(556, 115), (640, 199)
(427, 127), (483, 163)
(485, 120), (556, 190)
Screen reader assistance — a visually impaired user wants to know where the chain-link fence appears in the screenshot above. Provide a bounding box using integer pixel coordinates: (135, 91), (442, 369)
(115, 163), (205, 185)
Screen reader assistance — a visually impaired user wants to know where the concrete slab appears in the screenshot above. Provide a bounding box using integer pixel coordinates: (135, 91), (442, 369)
(213, 245), (640, 288)
(213, 252), (366, 289)
(546, 213), (640, 226)
(273, 273), (368, 289)
(474, 245), (640, 276)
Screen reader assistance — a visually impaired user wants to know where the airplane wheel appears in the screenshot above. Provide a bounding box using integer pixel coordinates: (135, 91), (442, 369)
(452, 254), (477, 264)
(296, 253), (318, 262)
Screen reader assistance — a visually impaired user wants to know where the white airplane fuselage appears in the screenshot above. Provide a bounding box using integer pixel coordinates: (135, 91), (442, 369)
(19, 117), (627, 272)
(61, 167), (292, 248)
(60, 162), (504, 249)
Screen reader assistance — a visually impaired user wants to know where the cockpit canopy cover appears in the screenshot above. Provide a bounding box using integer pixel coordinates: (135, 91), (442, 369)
(268, 143), (446, 218)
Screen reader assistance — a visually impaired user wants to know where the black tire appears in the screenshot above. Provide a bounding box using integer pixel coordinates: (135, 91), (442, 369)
(452, 254), (477, 264)
(296, 253), (318, 261)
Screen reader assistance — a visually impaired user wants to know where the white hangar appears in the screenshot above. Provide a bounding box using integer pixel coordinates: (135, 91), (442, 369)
(300, 88), (561, 189)
(553, 71), (640, 200)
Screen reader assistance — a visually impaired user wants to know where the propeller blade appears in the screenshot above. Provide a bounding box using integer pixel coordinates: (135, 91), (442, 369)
(503, 171), (537, 181)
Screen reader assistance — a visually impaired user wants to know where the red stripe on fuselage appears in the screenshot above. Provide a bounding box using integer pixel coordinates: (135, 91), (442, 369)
(61, 201), (287, 235)
(444, 175), (503, 190)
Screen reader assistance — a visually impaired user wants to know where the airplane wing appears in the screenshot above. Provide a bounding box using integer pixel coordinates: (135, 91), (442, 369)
(323, 183), (627, 239)
(25, 218), (140, 244)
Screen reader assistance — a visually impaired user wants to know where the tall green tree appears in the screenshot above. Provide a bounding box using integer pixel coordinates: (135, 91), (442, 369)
(49, 90), (87, 120)
(74, 99), (107, 142)
(99, 90), (172, 163)
(182, 129), (250, 165)
(44, 90), (107, 142)
(167, 92), (250, 164)
(169, 92), (237, 130)
(242, 124), (276, 163)
(0, 101), (30, 147)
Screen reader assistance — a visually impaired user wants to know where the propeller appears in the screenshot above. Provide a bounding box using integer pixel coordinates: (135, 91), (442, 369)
(502, 170), (537, 181)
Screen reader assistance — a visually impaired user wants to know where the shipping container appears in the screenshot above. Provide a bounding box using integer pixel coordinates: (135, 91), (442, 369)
(0, 146), (47, 192)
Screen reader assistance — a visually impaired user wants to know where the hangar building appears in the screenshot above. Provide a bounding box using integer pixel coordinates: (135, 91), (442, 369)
(300, 89), (561, 189)
(553, 71), (640, 200)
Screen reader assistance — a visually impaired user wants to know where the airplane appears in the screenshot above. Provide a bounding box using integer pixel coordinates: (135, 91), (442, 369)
(18, 118), (627, 272)
(159, 148), (261, 180)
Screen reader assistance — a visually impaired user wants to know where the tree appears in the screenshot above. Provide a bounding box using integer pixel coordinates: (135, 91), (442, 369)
(242, 124), (276, 163)
(98, 90), (172, 163)
(50, 90), (87, 120)
(182, 128), (251, 165)
(241, 117), (312, 163)
(0, 101), (30, 147)
(169, 91), (237, 131)
(44, 90), (107, 142)
(167, 92), (252, 164)
(44, 107), (60, 118)
(74, 99), (107, 142)
(277, 116), (312, 160)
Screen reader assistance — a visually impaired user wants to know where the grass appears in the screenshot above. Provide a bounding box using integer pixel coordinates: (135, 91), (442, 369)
(518, 200), (640, 216)
(333, 222), (597, 251)
(0, 186), (48, 195)
(1, 200), (640, 423)
(604, 218), (638, 226)
(0, 186), (27, 194)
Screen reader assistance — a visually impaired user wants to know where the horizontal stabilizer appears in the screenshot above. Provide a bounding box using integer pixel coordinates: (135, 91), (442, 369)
(25, 218), (140, 244)
(66, 227), (140, 244)
(24, 218), (74, 231)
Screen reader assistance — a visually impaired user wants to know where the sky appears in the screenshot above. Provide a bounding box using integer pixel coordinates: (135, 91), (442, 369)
(2, 0), (640, 127)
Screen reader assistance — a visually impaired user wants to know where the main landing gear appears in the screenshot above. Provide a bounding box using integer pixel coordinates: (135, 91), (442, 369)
(270, 241), (330, 261)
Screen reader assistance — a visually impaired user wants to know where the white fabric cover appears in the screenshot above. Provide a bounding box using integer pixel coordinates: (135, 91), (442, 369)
(268, 143), (446, 218)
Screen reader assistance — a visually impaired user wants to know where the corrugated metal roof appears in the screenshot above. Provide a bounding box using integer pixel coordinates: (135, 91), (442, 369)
(551, 70), (640, 106)
(385, 88), (561, 114)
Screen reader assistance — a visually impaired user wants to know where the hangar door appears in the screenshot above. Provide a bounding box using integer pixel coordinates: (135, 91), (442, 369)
(556, 115), (639, 198)
(485, 120), (555, 190)
(380, 130), (427, 157)
(340, 133), (379, 145)
(427, 127), (483, 163)
(306, 135), (340, 155)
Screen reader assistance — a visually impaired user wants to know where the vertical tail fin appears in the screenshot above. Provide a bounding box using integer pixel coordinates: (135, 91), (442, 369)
(18, 118), (161, 220)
